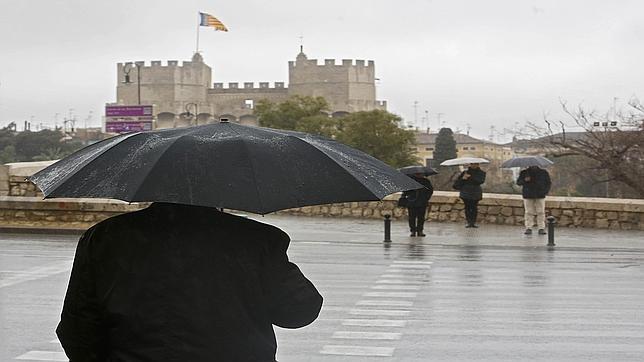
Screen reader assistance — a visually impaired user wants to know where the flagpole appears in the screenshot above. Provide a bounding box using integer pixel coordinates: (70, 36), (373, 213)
(195, 12), (200, 54)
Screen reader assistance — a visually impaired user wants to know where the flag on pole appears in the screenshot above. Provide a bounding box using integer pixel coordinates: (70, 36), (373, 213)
(199, 12), (228, 31)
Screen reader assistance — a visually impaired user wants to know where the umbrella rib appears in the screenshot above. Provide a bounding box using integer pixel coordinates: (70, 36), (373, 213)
(36, 132), (142, 196)
(129, 127), (216, 203)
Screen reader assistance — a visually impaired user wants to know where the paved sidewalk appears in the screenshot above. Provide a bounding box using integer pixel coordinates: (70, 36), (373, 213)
(2, 215), (643, 361)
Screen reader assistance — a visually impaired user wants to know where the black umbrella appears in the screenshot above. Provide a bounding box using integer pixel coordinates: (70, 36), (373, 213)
(398, 165), (439, 176)
(501, 156), (553, 169)
(29, 122), (422, 214)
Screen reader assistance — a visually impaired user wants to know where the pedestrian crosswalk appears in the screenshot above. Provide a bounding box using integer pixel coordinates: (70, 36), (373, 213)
(319, 259), (432, 358)
(15, 339), (66, 361)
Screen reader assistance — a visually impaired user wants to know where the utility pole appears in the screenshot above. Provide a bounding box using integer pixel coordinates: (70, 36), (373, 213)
(413, 101), (419, 129)
(489, 125), (496, 142)
(437, 113), (444, 130)
(424, 110), (429, 132)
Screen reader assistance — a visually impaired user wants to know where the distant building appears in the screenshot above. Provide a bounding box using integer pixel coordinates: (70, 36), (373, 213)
(112, 49), (386, 129)
(413, 131), (515, 166)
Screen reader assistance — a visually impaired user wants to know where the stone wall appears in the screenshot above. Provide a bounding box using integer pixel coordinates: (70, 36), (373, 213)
(277, 191), (644, 231)
(0, 197), (146, 230)
(0, 192), (642, 231)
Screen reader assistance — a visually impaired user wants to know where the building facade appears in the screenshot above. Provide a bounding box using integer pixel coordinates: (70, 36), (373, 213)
(413, 131), (515, 166)
(112, 50), (386, 129)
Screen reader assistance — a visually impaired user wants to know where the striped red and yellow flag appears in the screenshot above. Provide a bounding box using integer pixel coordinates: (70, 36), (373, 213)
(199, 12), (228, 31)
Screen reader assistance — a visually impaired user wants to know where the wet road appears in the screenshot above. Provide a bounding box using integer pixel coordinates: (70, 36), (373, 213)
(1, 215), (643, 361)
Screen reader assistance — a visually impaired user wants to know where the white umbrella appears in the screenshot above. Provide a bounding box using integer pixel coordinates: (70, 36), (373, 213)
(501, 156), (553, 168)
(440, 157), (490, 166)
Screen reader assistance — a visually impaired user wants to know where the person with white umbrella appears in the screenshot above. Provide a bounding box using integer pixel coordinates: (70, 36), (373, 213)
(451, 161), (487, 228)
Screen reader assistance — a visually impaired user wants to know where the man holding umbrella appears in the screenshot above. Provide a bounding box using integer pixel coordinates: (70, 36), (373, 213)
(441, 157), (489, 228)
(517, 165), (552, 235)
(30, 121), (422, 362)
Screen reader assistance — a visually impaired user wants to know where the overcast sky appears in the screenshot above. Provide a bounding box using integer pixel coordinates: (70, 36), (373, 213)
(0, 0), (642, 141)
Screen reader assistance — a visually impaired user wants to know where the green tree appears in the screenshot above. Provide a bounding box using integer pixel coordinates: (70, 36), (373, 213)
(33, 147), (65, 161)
(433, 127), (458, 166)
(255, 95), (330, 132)
(336, 110), (418, 167)
(0, 145), (16, 164)
(13, 130), (62, 161)
(254, 96), (417, 167)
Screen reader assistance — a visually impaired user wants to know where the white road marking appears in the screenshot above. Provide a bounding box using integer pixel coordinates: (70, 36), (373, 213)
(342, 319), (407, 327)
(350, 309), (410, 317)
(371, 285), (421, 290)
(376, 279), (425, 284)
(381, 274), (427, 279)
(0, 261), (72, 288)
(386, 269), (429, 274)
(333, 331), (402, 340)
(390, 264), (432, 269)
(15, 351), (68, 361)
(357, 300), (414, 307)
(364, 291), (418, 298)
(393, 261), (433, 265)
(320, 345), (395, 356)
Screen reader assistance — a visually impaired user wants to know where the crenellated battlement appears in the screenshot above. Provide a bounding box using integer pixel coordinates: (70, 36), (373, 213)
(288, 59), (374, 68)
(211, 82), (286, 90)
(117, 59), (208, 69)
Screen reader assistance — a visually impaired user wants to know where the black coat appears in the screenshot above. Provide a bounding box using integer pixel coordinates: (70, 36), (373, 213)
(517, 167), (551, 199)
(56, 203), (322, 362)
(402, 176), (434, 208)
(453, 167), (486, 200)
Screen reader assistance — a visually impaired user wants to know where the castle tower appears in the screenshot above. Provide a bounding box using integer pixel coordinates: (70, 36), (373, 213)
(287, 49), (385, 115)
(116, 54), (212, 127)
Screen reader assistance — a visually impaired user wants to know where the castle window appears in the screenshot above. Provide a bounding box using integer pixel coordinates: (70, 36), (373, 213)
(470, 147), (476, 150)
(425, 147), (433, 151)
(463, 146), (469, 150)
(409, 147), (418, 151)
(244, 99), (254, 109)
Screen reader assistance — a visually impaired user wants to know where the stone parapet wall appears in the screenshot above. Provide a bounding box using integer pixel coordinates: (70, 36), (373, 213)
(0, 197), (147, 230)
(276, 191), (644, 231)
(0, 193), (642, 231)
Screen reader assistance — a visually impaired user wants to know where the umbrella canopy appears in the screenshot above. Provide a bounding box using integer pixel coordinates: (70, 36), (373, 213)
(398, 165), (439, 176)
(501, 156), (553, 169)
(439, 157), (490, 166)
(29, 122), (422, 214)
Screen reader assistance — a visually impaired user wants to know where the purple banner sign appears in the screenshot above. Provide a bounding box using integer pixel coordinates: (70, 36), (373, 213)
(106, 105), (153, 117)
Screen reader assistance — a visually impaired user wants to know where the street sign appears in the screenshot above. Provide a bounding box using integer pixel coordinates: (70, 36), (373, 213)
(105, 105), (153, 133)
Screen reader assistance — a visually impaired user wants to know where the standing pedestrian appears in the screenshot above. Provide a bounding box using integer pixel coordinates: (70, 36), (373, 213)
(517, 165), (552, 235)
(56, 202), (322, 362)
(401, 173), (434, 237)
(453, 163), (486, 228)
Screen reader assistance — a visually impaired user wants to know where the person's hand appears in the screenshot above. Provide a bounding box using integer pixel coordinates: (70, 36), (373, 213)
(524, 176), (531, 182)
(463, 173), (471, 180)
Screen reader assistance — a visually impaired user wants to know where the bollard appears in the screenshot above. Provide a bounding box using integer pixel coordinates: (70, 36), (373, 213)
(383, 214), (392, 243)
(546, 216), (556, 246)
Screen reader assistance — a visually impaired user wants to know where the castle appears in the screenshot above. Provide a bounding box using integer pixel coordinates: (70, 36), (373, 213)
(114, 49), (387, 129)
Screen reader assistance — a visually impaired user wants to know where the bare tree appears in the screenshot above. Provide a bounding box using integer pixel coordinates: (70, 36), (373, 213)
(524, 98), (644, 198)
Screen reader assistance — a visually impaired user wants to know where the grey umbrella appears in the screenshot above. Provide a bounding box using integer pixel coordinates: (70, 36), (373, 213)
(29, 121), (422, 214)
(501, 156), (553, 168)
(398, 165), (439, 176)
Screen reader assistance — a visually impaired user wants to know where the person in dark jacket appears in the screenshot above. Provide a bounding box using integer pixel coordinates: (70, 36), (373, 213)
(453, 163), (486, 228)
(56, 202), (323, 362)
(401, 173), (434, 237)
(516, 165), (552, 235)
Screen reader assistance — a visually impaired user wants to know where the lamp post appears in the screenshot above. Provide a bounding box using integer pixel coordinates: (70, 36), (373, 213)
(123, 62), (142, 105)
(185, 103), (199, 125)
